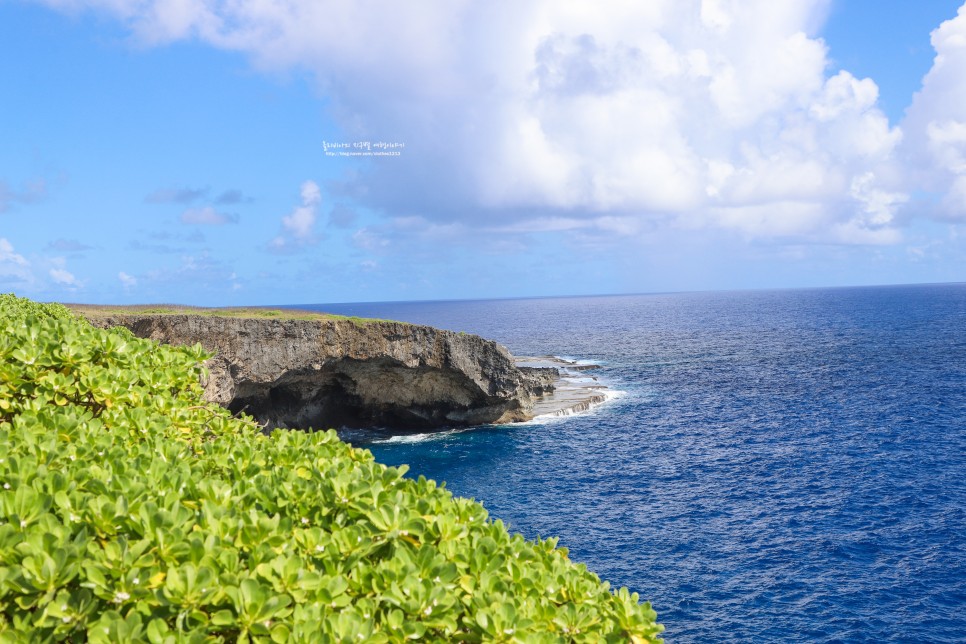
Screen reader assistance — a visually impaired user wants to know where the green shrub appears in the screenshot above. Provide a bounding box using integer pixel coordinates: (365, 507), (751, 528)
(0, 295), (74, 324)
(0, 293), (663, 642)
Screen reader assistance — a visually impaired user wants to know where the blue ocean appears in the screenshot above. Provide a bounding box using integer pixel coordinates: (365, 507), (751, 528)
(300, 284), (965, 642)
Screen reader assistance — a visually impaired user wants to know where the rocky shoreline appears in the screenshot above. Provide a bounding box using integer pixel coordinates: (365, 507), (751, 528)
(79, 310), (564, 431)
(76, 307), (611, 433)
(514, 356), (611, 418)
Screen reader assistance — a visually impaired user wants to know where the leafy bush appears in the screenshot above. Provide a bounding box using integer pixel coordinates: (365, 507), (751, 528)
(0, 293), (663, 642)
(0, 295), (74, 324)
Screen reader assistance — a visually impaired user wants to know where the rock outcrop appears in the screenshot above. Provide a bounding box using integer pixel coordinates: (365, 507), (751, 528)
(86, 314), (558, 431)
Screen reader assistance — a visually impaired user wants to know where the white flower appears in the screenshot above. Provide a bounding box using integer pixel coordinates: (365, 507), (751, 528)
(315, 545), (325, 553)
(113, 591), (130, 603)
(301, 517), (309, 525)
(3, 483), (9, 490)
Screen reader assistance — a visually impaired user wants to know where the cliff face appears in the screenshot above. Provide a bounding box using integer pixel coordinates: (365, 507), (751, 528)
(87, 314), (556, 431)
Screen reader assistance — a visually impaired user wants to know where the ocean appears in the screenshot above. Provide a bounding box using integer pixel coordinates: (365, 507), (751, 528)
(298, 284), (965, 642)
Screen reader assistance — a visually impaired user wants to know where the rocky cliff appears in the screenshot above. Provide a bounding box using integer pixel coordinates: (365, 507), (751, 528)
(84, 313), (557, 431)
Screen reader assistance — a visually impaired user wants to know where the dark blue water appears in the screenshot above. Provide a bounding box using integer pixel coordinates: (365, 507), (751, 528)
(298, 284), (966, 642)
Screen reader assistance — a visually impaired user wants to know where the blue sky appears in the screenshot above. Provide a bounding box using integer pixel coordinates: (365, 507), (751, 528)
(2, 0), (965, 305)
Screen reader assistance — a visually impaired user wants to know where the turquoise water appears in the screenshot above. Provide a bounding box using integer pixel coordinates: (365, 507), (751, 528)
(299, 284), (966, 642)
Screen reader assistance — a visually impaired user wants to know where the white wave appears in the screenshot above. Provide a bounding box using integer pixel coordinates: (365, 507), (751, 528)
(553, 355), (603, 366)
(380, 427), (469, 444)
(530, 387), (627, 422)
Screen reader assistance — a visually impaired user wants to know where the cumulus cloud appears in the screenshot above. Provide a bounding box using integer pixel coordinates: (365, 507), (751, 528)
(180, 206), (239, 225)
(901, 3), (966, 220)
(118, 271), (137, 287)
(30, 0), (966, 246)
(0, 238), (34, 288)
(1, 238), (89, 291)
(0, 238), (29, 267)
(49, 267), (80, 287)
(270, 180), (322, 252)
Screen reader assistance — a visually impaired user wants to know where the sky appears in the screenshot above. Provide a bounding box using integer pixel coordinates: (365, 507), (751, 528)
(2, 0), (965, 305)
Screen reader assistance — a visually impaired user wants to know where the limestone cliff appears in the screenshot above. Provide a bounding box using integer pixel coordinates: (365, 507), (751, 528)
(84, 313), (557, 431)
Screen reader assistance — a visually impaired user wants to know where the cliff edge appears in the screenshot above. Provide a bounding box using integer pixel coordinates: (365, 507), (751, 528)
(82, 311), (557, 431)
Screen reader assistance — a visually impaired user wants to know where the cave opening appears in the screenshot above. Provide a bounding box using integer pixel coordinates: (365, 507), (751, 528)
(224, 364), (478, 431)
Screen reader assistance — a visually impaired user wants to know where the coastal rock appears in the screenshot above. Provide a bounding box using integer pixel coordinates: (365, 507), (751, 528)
(514, 356), (611, 418)
(86, 314), (557, 431)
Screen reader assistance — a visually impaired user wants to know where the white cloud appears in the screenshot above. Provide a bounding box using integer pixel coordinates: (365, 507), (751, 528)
(901, 3), (966, 220)
(180, 206), (238, 225)
(49, 267), (80, 287)
(849, 172), (907, 229)
(0, 238), (34, 288)
(271, 180), (322, 252)
(351, 228), (389, 252)
(283, 181), (321, 238)
(0, 238), (28, 267)
(119, 271), (137, 287)
(30, 0), (966, 246)
(1, 239), (90, 291)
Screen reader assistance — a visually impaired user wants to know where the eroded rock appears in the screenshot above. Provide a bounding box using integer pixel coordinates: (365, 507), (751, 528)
(86, 314), (557, 431)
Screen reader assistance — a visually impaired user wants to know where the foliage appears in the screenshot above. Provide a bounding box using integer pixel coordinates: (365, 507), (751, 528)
(0, 293), (663, 642)
(0, 295), (74, 324)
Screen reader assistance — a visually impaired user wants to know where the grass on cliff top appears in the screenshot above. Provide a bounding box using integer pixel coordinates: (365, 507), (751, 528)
(66, 303), (402, 326)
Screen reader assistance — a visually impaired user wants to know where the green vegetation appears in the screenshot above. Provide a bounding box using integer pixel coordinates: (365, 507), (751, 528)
(66, 304), (401, 326)
(0, 294), (663, 642)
